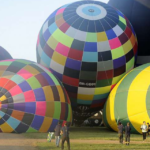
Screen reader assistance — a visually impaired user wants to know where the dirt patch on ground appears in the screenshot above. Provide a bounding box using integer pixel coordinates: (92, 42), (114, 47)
(0, 133), (149, 150)
(0, 133), (37, 150)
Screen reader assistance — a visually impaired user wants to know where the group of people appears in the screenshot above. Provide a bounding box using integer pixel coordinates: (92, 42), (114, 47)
(118, 122), (131, 145)
(118, 121), (150, 145)
(47, 122), (70, 150)
(47, 120), (150, 148)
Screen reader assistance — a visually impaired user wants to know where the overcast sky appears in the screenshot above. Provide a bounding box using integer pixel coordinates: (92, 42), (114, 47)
(0, 0), (109, 62)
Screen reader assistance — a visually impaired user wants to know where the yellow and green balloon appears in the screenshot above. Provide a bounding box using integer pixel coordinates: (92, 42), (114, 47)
(103, 63), (150, 134)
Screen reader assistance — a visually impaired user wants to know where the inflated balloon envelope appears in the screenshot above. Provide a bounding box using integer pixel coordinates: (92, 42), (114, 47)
(103, 63), (150, 134)
(36, 1), (138, 120)
(0, 59), (72, 133)
(108, 0), (150, 66)
(0, 46), (12, 61)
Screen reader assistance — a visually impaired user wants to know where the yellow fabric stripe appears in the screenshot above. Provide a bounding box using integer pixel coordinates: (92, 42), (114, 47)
(0, 122), (14, 133)
(0, 95), (7, 101)
(127, 66), (150, 134)
(94, 86), (111, 95)
(106, 83), (120, 131)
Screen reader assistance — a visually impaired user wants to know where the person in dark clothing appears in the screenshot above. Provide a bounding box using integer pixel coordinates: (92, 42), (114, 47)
(125, 122), (131, 145)
(147, 123), (150, 135)
(54, 122), (61, 147)
(118, 122), (124, 144)
(61, 123), (70, 150)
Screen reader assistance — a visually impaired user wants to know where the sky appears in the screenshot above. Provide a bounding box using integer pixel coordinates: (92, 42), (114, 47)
(0, 0), (109, 62)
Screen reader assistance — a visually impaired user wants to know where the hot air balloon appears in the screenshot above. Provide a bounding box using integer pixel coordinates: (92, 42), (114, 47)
(0, 59), (72, 133)
(103, 63), (150, 134)
(108, 0), (150, 65)
(36, 1), (138, 120)
(0, 46), (12, 61)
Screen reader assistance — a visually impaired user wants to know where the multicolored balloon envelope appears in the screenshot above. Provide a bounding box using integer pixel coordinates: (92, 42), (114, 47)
(108, 0), (150, 66)
(36, 1), (138, 119)
(0, 46), (12, 61)
(103, 64), (150, 134)
(0, 59), (72, 133)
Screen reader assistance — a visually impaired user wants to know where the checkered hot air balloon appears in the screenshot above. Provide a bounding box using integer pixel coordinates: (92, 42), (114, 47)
(0, 59), (72, 133)
(36, 1), (138, 119)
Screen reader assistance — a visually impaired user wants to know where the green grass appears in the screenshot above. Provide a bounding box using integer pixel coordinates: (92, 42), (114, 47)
(23, 127), (142, 140)
(37, 143), (150, 150)
(23, 127), (150, 150)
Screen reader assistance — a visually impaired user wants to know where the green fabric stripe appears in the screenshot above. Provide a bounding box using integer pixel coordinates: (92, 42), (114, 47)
(136, 63), (150, 70)
(53, 102), (61, 119)
(27, 77), (41, 89)
(146, 86), (150, 118)
(86, 33), (97, 42)
(16, 59), (32, 64)
(96, 79), (112, 87)
(0, 61), (12, 66)
(27, 127), (38, 133)
(118, 21), (126, 30)
(103, 101), (112, 130)
(126, 57), (134, 72)
(47, 72), (60, 85)
(111, 46), (124, 59)
(114, 70), (141, 133)
(67, 104), (72, 122)
(11, 74), (24, 84)
(114, 64), (150, 134)
(52, 29), (73, 47)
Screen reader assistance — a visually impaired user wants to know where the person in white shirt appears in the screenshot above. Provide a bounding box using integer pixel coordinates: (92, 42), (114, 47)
(141, 121), (147, 140)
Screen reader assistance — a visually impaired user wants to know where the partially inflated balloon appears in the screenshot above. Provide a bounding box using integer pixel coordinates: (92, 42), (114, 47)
(103, 64), (150, 134)
(0, 46), (12, 61)
(36, 1), (138, 119)
(0, 59), (72, 133)
(108, 0), (150, 66)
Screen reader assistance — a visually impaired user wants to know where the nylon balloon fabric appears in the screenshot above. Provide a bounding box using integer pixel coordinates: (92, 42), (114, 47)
(36, 1), (138, 119)
(103, 63), (150, 134)
(108, 0), (150, 66)
(0, 46), (12, 61)
(0, 59), (72, 133)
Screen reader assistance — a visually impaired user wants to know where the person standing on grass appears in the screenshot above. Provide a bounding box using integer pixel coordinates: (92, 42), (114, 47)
(147, 122), (150, 135)
(61, 123), (70, 150)
(54, 122), (61, 147)
(141, 121), (147, 140)
(125, 122), (131, 145)
(118, 122), (124, 144)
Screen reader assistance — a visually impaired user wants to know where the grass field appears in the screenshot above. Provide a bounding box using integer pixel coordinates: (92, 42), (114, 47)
(36, 143), (150, 150)
(23, 127), (150, 150)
